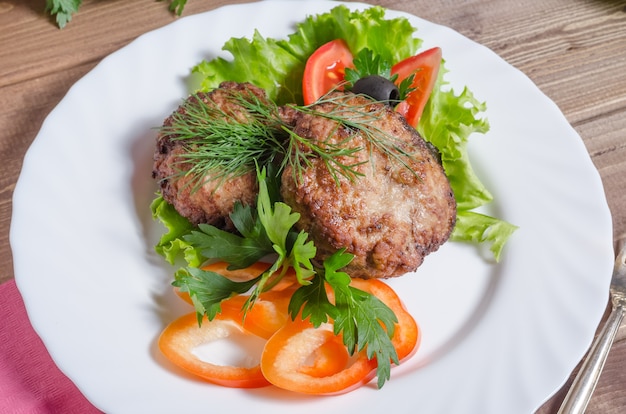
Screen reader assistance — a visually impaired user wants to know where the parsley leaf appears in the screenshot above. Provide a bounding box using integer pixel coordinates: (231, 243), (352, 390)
(158, 0), (188, 16)
(256, 167), (316, 286)
(344, 48), (394, 86)
(396, 73), (416, 101)
(288, 249), (399, 388)
(47, 0), (189, 29)
(184, 202), (274, 270)
(173, 267), (260, 323)
(323, 250), (398, 388)
(184, 222), (272, 270)
(344, 48), (414, 101)
(338, 289), (398, 388)
(45, 0), (82, 29)
(288, 273), (337, 326)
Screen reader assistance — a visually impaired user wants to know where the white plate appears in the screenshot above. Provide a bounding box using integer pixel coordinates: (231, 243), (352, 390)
(11, 1), (614, 413)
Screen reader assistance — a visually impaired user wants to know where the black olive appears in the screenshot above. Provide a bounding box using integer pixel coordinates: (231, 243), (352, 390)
(352, 75), (400, 104)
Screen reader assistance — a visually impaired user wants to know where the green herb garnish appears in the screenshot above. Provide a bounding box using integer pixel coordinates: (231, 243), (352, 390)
(158, 0), (188, 16)
(161, 88), (421, 190)
(160, 90), (286, 193)
(172, 167), (399, 388)
(289, 250), (399, 388)
(345, 48), (394, 84)
(45, 0), (82, 29)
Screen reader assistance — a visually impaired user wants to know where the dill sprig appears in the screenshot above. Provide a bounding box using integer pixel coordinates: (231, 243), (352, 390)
(159, 86), (420, 191)
(292, 93), (421, 183)
(160, 89), (287, 192)
(282, 123), (367, 185)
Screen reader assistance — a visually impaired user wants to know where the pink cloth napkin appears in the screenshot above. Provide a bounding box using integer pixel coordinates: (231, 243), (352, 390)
(0, 280), (102, 414)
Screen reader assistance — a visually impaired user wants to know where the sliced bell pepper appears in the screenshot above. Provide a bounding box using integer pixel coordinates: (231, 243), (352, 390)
(158, 312), (270, 388)
(260, 279), (419, 395)
(173, 261), (298, 339)
(219, 287), (296, 340)
(260, 316), (377, 395)
(164, 262), (419, 394)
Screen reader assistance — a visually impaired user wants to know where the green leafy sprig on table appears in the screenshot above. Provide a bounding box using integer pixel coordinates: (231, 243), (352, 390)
(45, 0), (188, 29)
(167, 167), (399, 388)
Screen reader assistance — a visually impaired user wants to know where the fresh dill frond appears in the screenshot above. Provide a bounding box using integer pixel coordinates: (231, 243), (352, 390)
(283, 123), (367, 186)
(292, 93), (421, 182)
(158, 86), (421, 192)
(160, 89), (288, 193)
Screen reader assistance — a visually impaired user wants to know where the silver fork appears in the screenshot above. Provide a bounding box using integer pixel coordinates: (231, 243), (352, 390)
(557, 238), (626, 414)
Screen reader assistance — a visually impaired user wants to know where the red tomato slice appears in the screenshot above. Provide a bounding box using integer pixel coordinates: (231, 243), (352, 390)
(260, 316), (377, 395)
(391, 47), (442, 127)
(159, 312), (270, 388)
(302, 39), (354, 105)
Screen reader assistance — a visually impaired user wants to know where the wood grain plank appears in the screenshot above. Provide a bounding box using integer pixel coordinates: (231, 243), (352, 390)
(577, 108), (626, 239)
(0, 0), (249, 88)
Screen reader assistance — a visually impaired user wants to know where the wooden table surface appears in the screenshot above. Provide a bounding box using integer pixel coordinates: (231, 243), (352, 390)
(1, 0), (625, 412)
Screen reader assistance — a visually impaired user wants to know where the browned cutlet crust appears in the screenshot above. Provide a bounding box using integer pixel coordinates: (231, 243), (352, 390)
(152, 82), (266, 230)
(280, 93), (456, 279)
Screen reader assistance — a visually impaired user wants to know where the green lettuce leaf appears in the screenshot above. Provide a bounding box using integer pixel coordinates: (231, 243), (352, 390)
(419, 65), (516, 257)
(451, 211), (519, 261)
(193, 31), (304, 105)
(150, 195), (204, 267)
(193, 5), (421, 105)
(419, 67), (492, 211)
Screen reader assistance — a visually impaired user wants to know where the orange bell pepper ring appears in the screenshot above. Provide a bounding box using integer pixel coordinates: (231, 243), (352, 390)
(350, 278), (420, 362)
(260, 316), (377, 395)
(162, 262), (419, 393)
(158, 312), (270, 388)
